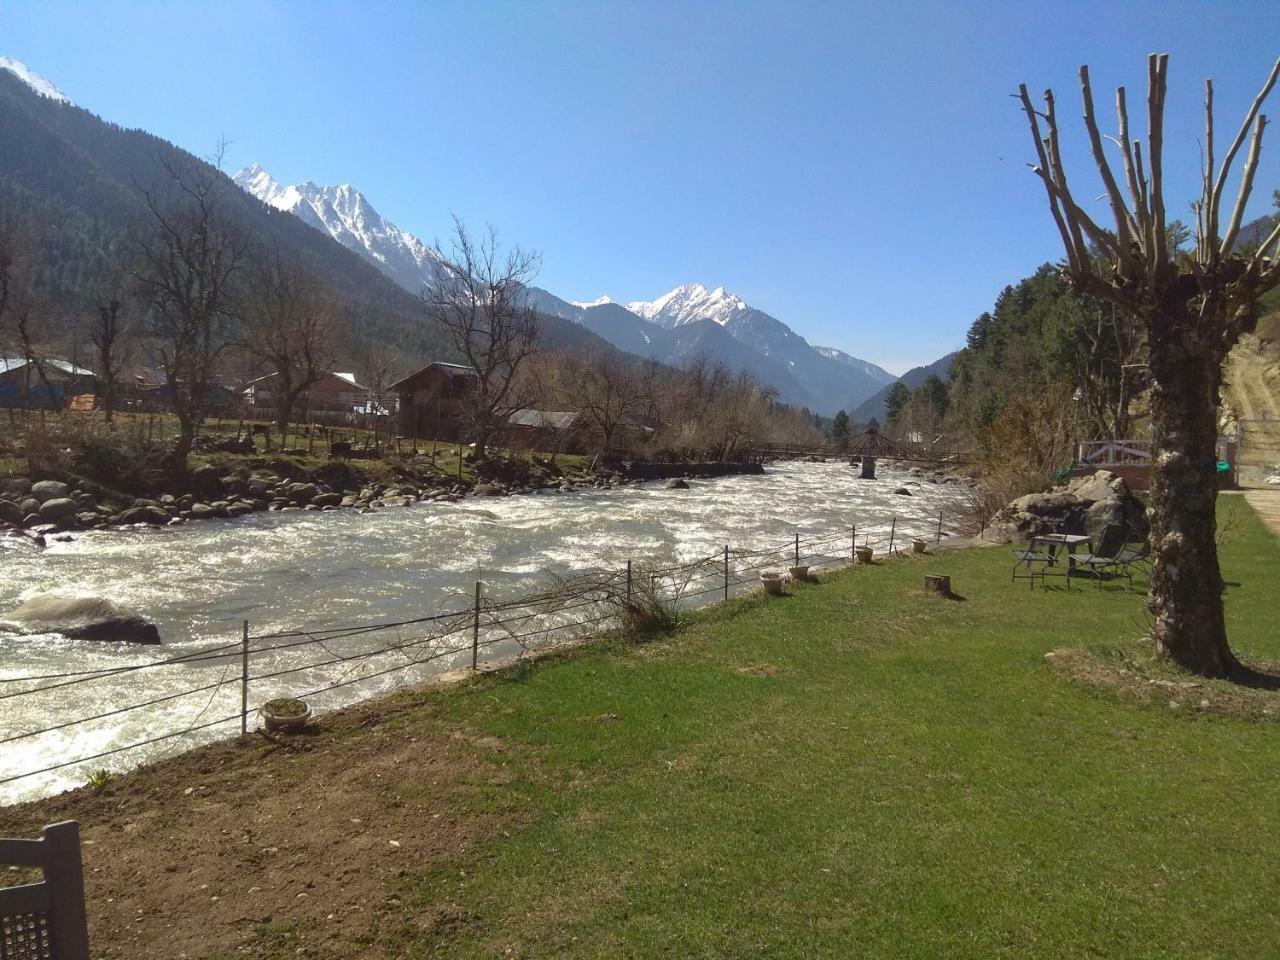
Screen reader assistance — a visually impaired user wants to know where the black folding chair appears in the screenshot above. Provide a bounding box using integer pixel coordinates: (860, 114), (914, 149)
(1012, 540), (1053, 589)
(0, 821), (90, 959)
(1074, 524), (1132, 590)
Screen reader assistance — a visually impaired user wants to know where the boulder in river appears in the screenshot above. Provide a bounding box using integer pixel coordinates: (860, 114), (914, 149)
(37, 497), (80, 523)
(1, 595), (161, 644)
(665, 478), (690, 490)
(119, 505), (172, 526)
(30, 480), (69, 503)
(0, 499), (23, 526)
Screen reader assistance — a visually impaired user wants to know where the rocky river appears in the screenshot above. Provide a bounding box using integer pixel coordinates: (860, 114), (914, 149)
(0, 460), (970, 803)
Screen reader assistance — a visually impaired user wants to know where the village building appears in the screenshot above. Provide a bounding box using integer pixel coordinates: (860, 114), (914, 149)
(0, 357), (96, 409)
(389, 362), (478, 440)
(241, 371), (371, 424)
(505, 409), (586, 453)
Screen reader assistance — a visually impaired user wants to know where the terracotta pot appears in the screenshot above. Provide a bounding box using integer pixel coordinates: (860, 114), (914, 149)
(760, 573), (784, 596)
(855, 546), (873, 564)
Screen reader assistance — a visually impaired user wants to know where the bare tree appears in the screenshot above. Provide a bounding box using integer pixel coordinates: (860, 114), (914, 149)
(130, 148), (249, 473)
(1017, 53), (1280, 678)
(560, 348), (649, 454)
(422, 218), (541, 459)
(356, 339), (404, 442)
(89, 297), (134, 423)
(238, 249), (336, 443)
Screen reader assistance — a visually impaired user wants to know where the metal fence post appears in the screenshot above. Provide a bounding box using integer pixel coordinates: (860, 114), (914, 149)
(888, 516), (896, 556)
(851, 523), (856, 562)
(472, 581), (481, 671)
(794, 532), (800, 567)
(240, 620), (250, 736)
(626, 559), (632, 603)
(936, 510), (944, 543)
(723, 544), (729, 602)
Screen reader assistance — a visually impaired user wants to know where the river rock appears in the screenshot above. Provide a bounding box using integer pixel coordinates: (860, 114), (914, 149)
(0, 499), (23, 525)
(312, 492), (342, 508)
(893, 487), (913, 496)
(665, 478), (690, 490)
(119, 505), (172, 525)
(286, 482), (320, 504)
(189, 503), (216, 520)
(38, 497), (81, 522)
(19, 497), (40, 517)
(30, 480), (69, 503)
(0, 595), (161, 644)
(191, 463), (223, 496)
(473, 483), (504, 497)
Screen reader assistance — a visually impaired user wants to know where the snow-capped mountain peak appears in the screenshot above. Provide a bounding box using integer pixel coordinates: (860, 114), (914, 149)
(570, 295), (615, 309)
(233, 164), (438, 291)
(0, 57), (71, 104)
(627, 283), (749, 328)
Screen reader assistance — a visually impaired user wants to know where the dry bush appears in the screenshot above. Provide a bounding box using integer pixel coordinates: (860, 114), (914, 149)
(961, 383), (1076, 531)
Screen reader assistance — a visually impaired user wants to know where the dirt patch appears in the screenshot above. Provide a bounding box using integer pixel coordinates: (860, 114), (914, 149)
(1046, 643), (1280, 721)
(0, 692), (528, 959)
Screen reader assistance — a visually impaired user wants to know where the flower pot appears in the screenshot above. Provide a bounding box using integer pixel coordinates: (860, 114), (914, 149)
(855, 546), (873, 564)
(760, 573), (784, 596)
(260, 697), (311, 733)
(788, 564), (810, 582)
(912, 538), (928, 555)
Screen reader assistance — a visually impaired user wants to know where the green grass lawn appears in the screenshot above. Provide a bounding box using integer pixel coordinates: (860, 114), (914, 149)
(310, 495), (1280, 959)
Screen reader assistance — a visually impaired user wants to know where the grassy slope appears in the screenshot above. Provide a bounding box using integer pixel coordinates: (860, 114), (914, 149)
(276, 495), (1280, 959)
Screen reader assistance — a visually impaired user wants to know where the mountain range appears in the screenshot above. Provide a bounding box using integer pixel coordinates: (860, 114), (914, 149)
(3, 54), (904, 414)
(234, 166), (895, 413)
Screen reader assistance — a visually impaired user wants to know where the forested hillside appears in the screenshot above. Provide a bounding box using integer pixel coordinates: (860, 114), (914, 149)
(0, 69), (606, 361)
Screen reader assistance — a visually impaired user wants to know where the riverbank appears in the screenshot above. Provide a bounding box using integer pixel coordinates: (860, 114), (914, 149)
(3, 496), (1277, 958)
(0, 447), (770, 544)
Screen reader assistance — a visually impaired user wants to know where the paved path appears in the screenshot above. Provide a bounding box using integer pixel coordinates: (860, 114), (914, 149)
(1244, 489), (1280, 539)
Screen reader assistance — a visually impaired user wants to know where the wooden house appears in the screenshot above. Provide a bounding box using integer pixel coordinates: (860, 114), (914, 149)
(390, 362), (478, 440)
(241, 370), (370, 424)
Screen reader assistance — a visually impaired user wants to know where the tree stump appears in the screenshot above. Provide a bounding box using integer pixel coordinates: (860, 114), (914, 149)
(923, 575), (951, 597)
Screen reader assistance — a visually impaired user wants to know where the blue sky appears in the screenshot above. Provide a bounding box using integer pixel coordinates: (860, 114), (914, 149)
(3, 0), (1280, 373)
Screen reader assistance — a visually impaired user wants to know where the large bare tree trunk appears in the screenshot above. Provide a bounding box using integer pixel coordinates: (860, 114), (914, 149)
(1146, 319), (1235, 675)
(1017, 53), (1280, 679)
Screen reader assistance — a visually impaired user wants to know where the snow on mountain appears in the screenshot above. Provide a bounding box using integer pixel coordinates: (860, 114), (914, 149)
(231, 164), (894, 414)
(815, 346), (897, 386)
(0, 57), (71, 104)
(627, 283), (748, 328)
(233, 164), (439, 294)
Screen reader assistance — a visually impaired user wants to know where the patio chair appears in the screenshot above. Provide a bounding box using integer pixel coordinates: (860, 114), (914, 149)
(1011, 540), (1053, 590)
(1074, 524), (1133, 590)
(0, 821), (90, 959)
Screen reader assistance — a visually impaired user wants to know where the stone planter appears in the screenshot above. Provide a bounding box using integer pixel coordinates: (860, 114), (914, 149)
(260, 697), (311, 733)
(760, 573), (784, 596)
(912, 538), (928, 555)
(855, 546), (873, 564)
(788, 564), (810, 582)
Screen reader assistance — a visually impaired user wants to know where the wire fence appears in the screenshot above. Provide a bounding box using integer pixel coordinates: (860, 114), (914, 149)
(0, 507), (960, 796)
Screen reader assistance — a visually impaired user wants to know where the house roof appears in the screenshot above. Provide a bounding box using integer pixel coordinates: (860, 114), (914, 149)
(242, 370), (369, 393)
(389, 361), (479, 392)
(508, 409), (582, 430)
(0, 357), (95, 378)
(116, 365), (167, 387)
